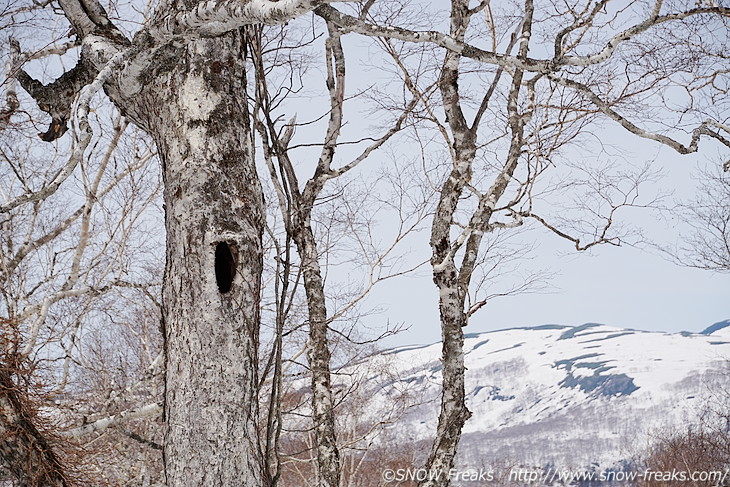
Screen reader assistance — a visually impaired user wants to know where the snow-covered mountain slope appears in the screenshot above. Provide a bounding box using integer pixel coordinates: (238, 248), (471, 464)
(348, 321), (730, 468)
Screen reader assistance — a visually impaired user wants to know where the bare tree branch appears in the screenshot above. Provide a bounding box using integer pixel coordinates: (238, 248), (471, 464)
(63, 402), (162, 439)
(1, 49), (130, 213)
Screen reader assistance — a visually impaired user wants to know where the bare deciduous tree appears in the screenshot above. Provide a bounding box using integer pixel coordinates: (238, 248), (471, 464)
(249, 19), (425, 486)
(3, 1), (355, 484)
(639, 378), (730, 487)
(2, 0), (729, 485)
(314, 2), (730, 485)
(1, 86), (163, 484)
(673, 166), (730, 272)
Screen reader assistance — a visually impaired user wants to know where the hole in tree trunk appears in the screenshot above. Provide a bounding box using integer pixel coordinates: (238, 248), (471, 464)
(215, 241), (236, 294)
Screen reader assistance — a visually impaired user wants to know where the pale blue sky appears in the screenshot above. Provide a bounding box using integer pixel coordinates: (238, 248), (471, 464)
(367, 240), (730, 349)
(358, 144), (730, 349)
(9, 4), (728, 354)
(326, 33), (730, 348)
(280, 28), (730, 350)
(390, 247), (726, 344)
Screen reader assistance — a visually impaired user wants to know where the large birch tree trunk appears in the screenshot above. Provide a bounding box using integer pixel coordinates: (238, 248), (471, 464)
(10, 0), (728, 485)
(142, 34), (265, 485)
(13, 1), (327, 482)
(83, 22), (268, 482)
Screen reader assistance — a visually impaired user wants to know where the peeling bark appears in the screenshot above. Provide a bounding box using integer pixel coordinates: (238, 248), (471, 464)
(12, 0), (335, 483)
(13, 4), (266, 486)
(139, 33), (265, 485)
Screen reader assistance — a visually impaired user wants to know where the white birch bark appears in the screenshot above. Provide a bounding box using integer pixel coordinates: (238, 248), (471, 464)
(254, 28), (344, 485)
(23, 28), (268, 483)
(423, 2), (533, 485)
(8, 0), (729, 484)
(419, 3), (478, 484)
(10, 0), (331, 483)
(142, 33), (265, 485)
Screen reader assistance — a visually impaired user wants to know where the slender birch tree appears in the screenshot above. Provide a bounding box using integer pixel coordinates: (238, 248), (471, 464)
(249, 20), (422, 486)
